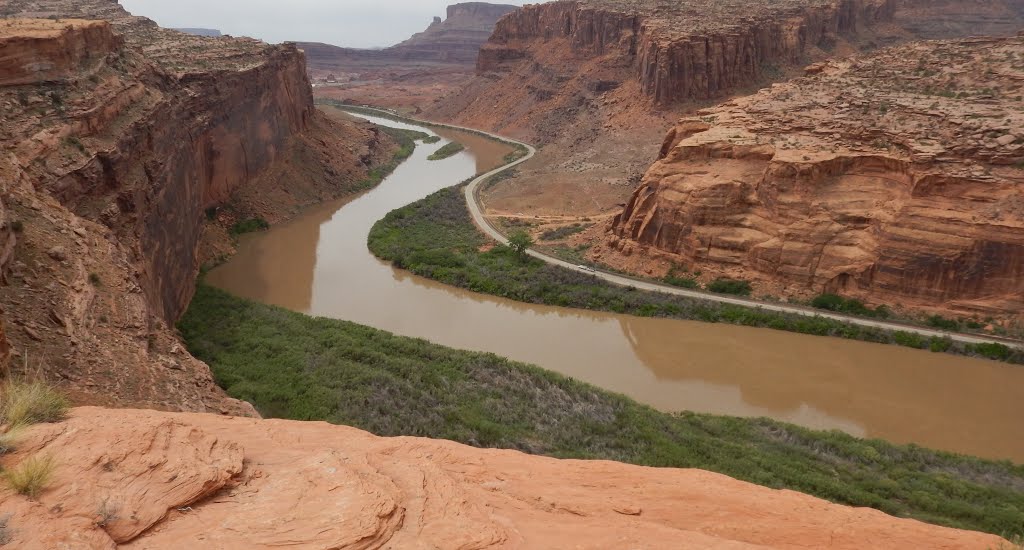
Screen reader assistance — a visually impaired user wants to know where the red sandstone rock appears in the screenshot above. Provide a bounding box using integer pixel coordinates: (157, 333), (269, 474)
(478, 0), (897, 104)
(0, 19), (120, 86)
(607, 36), (1024, 317)
(0, 407), (1010, 549)
(0, 3), (396, 412)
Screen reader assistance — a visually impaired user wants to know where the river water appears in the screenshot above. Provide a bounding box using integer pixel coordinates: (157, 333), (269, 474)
(207, 111), (1024, 463)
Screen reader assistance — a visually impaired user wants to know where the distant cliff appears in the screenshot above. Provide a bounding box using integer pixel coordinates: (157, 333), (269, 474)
(299, 1), (518, 71)
(173, 27), (223, 37)
(478, 0), (895, 104)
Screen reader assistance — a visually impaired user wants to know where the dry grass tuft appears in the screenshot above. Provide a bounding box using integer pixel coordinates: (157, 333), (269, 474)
(0, 424), (24, 456)
(0, 381), (68, 426)
(3, 454), (56, 499)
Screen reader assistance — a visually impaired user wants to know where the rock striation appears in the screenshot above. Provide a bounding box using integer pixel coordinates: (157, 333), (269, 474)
(605, 36), (1024, 316)
(478, 0), (897, 104)
(0, 18), (121, 85)
(0, 2), (395, 412)
(0, 406), (1010, 549)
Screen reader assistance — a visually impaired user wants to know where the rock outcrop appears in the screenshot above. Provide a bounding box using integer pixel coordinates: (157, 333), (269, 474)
(393, 2), (520, 64)
(299, 2), (517, 72)
(0, 18), (121, 85)
(604, 36), (1024, 316)
(0, 407), (1010, 549)
(0, 2), (396, 412)
(478, 0), (896, 105)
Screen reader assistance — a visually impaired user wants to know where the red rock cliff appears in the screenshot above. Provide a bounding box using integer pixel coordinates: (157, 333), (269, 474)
(605, 37), (1024, 316)
(0, 5), (395, 412)
(0, 19), (122, 85)
(478, 0), (895, 104)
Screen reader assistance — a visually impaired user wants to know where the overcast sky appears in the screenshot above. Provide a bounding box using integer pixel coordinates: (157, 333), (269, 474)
(120, 0), (533, 48)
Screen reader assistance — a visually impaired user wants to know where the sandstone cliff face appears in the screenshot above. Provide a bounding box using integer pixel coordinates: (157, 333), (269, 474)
(478, 0), (895, 104)
(0, 407), (1009, 548)
(0, 19), (121, 86)
(604, 36), (1024, 316)
(0, 4), (395, 412)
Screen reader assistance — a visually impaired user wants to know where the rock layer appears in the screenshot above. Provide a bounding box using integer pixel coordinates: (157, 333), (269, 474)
(0, 19), (121, 85)
(0, 407), (1010, 549)
(478, 0), (896, 104)
(299, 2), (517, 73)
(0, 3), (395, 412)
(606, 36), (1024, 316)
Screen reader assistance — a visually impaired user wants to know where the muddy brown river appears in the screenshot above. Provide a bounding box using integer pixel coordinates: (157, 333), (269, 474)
(208, 112), (1024, 463)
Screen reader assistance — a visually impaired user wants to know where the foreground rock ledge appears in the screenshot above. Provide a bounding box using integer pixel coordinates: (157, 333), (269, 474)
(0, 407), (1006, 549)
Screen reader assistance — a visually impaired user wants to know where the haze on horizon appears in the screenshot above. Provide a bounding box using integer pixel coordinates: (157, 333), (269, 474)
(119, 0), (535, 49)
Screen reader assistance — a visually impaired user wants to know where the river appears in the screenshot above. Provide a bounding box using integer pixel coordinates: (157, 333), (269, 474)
(207, 110), (1024, 463)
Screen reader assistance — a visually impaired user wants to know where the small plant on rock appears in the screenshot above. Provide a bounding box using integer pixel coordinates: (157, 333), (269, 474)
(0, 381), (69, 426)
(3, 454), (56, 499)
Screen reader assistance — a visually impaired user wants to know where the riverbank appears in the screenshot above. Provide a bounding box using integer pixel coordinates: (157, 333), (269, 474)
(179, 282), (1024, 538)
(369, 185), (1023, 365)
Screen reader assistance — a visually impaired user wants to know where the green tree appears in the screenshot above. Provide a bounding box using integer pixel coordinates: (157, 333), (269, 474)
(507, 230), (533, 257)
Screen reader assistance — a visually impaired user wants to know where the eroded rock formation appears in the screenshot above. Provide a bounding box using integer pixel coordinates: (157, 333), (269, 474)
(0, 2), (395, 412)
(301, 2), (517, 71)
(478, 0), (896, 105)
(604, 36), (1024, 316)
(0, 406), (1010, 549)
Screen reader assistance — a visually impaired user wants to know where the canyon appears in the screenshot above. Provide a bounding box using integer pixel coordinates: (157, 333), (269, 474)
(0, 406), (1012, 549)
(302, 2), (517, 113)
(0, 1), (396, 412)
(602, 35), (1024, 318)
(0, 0), (1021, 547)
(429, 0), (1024, 318)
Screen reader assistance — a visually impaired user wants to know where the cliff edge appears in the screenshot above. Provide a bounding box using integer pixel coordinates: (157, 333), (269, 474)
(0, 2), (396, 412)
(601, 35), (1024, 318)
(0, 407), (1009, 549)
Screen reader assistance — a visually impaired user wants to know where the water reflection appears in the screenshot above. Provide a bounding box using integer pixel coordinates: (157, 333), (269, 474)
(208, 111), (1024, 462)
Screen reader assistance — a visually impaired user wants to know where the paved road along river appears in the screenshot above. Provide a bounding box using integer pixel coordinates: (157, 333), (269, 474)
(208, 110), (1024, 462)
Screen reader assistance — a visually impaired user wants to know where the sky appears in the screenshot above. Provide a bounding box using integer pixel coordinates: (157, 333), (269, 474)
(120, 0), (533, 49)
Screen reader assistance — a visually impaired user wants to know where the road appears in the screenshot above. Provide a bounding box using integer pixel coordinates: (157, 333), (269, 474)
(347, 106), (1023, 350)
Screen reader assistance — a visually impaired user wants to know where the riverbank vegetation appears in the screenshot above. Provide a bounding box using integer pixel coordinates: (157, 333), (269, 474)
(368, 186), (1022, 365)
(180, 283), (1024, 538)
(428, 141), (465, 161)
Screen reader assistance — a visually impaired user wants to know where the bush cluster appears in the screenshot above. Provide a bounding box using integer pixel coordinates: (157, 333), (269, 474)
(367, 186), (1022, 365)
(180, 283), (1024, 538)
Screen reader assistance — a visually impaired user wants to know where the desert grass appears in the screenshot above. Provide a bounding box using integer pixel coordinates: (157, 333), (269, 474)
(3, 454), (56, 499)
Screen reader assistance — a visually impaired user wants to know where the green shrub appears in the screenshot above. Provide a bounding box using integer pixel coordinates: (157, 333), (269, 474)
(427, 142), (465, 161)
(927, 315), (960, 331)
(365, 185), (1023, 365)
(929, 336), (953, 353)
(3, 454), (56, 499)
(707, 278), (753, 296)
(230, 218), (270, 236)
(968, 342), (1013, 361)
(811, 294), (888, 318)
(1, 381), (69, 426)
(180, 283), (1024, 538)
(811, 293), (845, 311)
